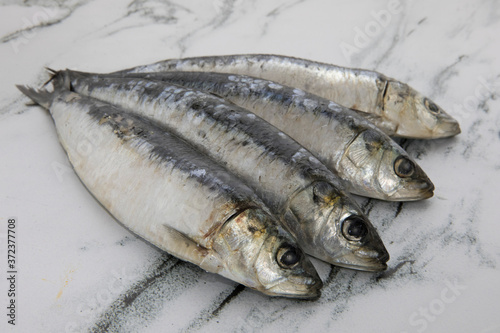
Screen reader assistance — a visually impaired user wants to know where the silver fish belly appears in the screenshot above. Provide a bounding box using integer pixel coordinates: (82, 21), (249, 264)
(16, 85), (322, 299)
(116, 71), (435, 201)
(60, 70), (390, 272)
(117, 54), (461, 139)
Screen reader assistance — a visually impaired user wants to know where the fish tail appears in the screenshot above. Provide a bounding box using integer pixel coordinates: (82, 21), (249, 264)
(16, 85), (53, 109)
(16, 68), (74, 108)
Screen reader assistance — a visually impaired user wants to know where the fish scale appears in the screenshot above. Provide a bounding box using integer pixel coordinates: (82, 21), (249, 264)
(62, 70), (390, 272)
(16, 84), (323, 299)
(112, 70), (435, 201)
(73, 74), (337, 210)
(116, 54), (461, 139)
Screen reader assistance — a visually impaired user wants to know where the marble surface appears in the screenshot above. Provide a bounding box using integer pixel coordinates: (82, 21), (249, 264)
(1, 0), (500, 332)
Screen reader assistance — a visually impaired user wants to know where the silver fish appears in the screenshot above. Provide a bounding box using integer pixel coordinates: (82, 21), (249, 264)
(60, 70), (390, 272)
(115, 71), (434, 201)
(16, 83), (322, 299)
(117, 54), (460, 139)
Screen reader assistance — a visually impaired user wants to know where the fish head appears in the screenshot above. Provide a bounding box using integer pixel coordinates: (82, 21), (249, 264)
(339, 129), (434, 200)
(287, 181), (389, 271)
(255, 228), (323, 299)
(383, 80), (461, 139)
(377, 140), (435, 200)
(215, 208), (322, 299)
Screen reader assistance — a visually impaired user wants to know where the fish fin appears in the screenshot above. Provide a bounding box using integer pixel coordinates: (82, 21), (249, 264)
(16, 68), (76, 109)
(43, 68), (73, 91)
(45, 67), (57, 75)
(16, 85), (52, 109)
(42, 67), (58, 87)
(350, 108), (383, 123)
(152, 224), (223, 273)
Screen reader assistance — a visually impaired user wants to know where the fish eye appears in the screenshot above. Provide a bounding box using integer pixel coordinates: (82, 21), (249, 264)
(424, 98), (440, 114)
(394, 156), (415, 178)
(277, 245), (301, 268)
(342, 216), (368, 241)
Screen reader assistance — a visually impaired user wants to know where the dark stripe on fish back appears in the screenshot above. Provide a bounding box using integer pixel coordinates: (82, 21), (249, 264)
(66, 92), (259, 204)
(124, 71), (368, 134)
(68, 73), (337, 183)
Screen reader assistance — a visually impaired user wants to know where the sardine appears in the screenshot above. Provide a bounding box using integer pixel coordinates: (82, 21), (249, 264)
(117, 54), (460, 139)
(114, 71), (434, 201)
(59, 70), (390, 272)
(16, 83), (323, 298)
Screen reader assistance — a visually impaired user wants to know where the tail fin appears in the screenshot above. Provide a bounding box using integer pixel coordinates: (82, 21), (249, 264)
(16, 85), (53, 109)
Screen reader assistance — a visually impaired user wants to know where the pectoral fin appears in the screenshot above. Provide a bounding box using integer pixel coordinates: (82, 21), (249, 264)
(147, 224), (224, 273)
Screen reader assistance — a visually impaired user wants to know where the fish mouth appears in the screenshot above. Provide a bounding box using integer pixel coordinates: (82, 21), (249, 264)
(265, 276), (323, 300)
(388, 178), (435, 201)
(336, 260), (388, 272)
(332, 245), (390, 272)
(431, 117), (461, 139)
(418, 182), (435, 199)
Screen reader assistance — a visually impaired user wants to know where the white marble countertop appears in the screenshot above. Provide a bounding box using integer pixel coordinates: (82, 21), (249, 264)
(1, 0), (499, 332)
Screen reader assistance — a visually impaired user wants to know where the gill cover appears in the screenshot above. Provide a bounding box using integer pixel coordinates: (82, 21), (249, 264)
(213, 208), (322, 298)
